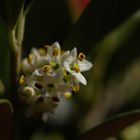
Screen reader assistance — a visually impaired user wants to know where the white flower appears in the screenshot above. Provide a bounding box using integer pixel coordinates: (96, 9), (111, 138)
(64, 48), (92, 85)
(19, 42), (93, 120)
(21, 48), (40, 74)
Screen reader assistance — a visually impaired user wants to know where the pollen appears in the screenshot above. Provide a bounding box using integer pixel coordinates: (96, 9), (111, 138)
(72, 63), (80, 73)
(64, 92), (72, 99)
(42, 65), (51, 73)
(27, 54), (33, 64)
(78, 52), (86, 61)
(19, 75), (25, 85)
(72, 85), (80, 92)
(52, 48), (60, 56)
(38, 48), (46, 55)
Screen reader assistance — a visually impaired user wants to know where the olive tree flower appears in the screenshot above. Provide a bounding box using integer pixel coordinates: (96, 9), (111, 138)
(64, 48), (93, 85)
(19, 42), (93, 121)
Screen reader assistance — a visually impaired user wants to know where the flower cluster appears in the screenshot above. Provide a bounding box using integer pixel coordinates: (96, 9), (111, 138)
(19, 42), (92, 121)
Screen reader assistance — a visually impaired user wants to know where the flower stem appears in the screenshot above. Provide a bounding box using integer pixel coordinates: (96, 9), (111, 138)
(8, 14), (25, 110)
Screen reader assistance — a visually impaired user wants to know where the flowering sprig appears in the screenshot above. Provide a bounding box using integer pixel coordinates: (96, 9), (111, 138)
(19, 42), (92, 121)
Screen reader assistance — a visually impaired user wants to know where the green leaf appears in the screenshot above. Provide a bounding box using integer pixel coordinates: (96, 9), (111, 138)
(0, 18), (10, 94)
(92, 10), (140, 85)
(81, 109), (140, 140)
(0, 99), (13, 140)
(24, 0), (34, 15)
(63, 0), (140, 51)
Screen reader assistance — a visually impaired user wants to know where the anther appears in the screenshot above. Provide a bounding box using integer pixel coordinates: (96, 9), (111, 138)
(72, 85), (80, 92)
(52, 48), (60, 56)
(78, 52), (86, 61)
(19, 75), (25, 85)
(42, 65), (51, 73)
(72, 63), (80, 73)
(64, 92), (72, 99)
(28, 54), (33, 63)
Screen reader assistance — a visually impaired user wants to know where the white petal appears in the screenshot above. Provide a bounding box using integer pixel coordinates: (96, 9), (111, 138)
(31, 48), (40, 63)
(61, 50), (70, 64)
(23, 86), (35, 96)
(51, 42), (61, 63)
(64, 61), (71, 72)
(71, 47), (77, 60)
(72, 72), (87, 85)
(52, 42), (60, 48)
(78, 60), (93, 72)
(34, 68), (44, 76)
(21, 59), (29, 73)
(65, 48), (77, 64)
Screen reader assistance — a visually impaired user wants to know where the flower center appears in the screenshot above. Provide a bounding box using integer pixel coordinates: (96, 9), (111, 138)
(70, 63), (80, 73)
(78, 52), (85, 61)
(52, 48), (60, 56)
(42, 65), (51, 73)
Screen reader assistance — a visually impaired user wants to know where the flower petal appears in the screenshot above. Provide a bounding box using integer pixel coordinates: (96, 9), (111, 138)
(52, 42), (60, 47)
(65, 48), (77, 64)
(64, 61), (71, 72)
(61, 50), (70, 64)
(71, 47), (77, 60)
(78, 60), (93, 72)
(72, 72), (87, 85)
(22, 58), (32, 74)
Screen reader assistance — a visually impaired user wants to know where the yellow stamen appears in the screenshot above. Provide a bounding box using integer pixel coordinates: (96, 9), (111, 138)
(19, 75), (25, 85)
(72, 85), (80, 92)
(38, 48), (46, 55)
(49, 61), (56, 67)
(64, 92), (72, 99)
(52, 48), (60, 56)
(72, 63), (80, 73)
(42, 65), (51, 73)
(62, 68), (67, 77)
(28, 54), (33, 63)
(78, 52), (86, 61)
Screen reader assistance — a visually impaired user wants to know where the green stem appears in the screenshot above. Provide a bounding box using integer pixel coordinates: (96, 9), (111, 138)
(8, 28), (19, 109)
(8, 14), (26, 140)
(8, 14), (25, 110)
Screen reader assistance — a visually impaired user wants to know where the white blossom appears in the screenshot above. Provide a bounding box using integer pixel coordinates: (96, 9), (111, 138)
(19, 42), (93, 120)
(64, 48), (92, 85)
